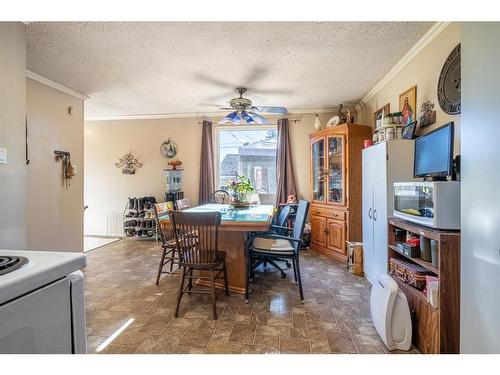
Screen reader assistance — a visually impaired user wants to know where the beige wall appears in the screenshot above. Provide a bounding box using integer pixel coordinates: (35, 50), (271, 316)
(357, 23), (461, 154)
(26, 78), (85, 251)
(84, 112), (337, 236)
(0, 22), (27, 249)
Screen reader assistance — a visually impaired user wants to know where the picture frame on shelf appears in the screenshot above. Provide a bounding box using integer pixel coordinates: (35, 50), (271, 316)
(402, 121), (417, 140)
(373, 103), (390, 128)
(399, 85), (417, 125)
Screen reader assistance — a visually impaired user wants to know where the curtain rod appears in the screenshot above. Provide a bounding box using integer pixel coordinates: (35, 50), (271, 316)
(197, 118), (301, 125)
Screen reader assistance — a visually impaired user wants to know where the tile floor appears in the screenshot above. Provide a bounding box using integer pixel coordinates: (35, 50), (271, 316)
(83, 239), (417, 354)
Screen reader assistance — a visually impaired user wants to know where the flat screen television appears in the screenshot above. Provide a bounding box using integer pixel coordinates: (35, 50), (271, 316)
(414, 122), (454, 179)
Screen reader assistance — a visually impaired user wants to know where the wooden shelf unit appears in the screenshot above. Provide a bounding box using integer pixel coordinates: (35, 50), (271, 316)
(388, 218), (460, 354)
(309, 124), (373, 262)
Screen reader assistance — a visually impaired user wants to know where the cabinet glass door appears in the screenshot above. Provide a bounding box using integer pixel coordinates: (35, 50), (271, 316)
(327, 135), (345, 205)
(312, 138), (325, 202)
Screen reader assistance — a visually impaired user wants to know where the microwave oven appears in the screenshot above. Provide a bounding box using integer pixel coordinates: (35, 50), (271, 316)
(393, 181), (460, 230)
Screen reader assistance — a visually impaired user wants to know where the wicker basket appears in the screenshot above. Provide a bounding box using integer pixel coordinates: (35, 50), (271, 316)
(389, 258), (433, 290)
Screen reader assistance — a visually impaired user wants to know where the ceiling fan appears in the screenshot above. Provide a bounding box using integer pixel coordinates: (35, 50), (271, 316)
(217, 87), (287, 125)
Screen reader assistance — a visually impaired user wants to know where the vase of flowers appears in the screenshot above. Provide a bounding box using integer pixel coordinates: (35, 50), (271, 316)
(225, 173), (256, 207)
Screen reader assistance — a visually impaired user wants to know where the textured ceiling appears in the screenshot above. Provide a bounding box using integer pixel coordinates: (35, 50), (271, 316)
(26, 22), (432, 118)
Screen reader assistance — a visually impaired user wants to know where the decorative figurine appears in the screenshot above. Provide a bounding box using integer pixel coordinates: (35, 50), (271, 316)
(346, 109), (354, 124)
(338, 104), (347, 124)
(313, 114), (322, 131)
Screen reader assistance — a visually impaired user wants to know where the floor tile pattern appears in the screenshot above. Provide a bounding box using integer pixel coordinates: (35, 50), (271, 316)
(83, 239), (417, 354)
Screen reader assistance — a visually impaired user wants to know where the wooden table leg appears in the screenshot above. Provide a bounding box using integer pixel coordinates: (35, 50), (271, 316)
(197, 230), (247, 294)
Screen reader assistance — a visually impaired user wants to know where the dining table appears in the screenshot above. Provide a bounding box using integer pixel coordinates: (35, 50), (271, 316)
(158, 203), (275, 294)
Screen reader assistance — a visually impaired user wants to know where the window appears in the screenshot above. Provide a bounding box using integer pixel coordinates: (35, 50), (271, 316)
(215, 126), (277, 204)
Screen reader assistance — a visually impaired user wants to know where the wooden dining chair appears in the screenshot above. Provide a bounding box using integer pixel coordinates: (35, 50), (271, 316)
(176, 198), (190, 211)
(170, 211), (229, 320)
(245, 200), (310, 303)
(153, 203), (180, 285)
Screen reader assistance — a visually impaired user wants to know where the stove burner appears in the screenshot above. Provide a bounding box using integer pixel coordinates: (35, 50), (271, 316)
(0, 256), (29, 276)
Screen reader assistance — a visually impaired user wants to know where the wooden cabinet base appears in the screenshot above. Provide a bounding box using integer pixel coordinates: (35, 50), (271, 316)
(388, 218), (460, 354)
(310, 243), (347, 263)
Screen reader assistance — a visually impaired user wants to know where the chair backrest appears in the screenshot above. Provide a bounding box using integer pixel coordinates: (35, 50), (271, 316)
(170, 211), (221, 265)
(176, 198), (190, 211)
(291, 200), (310, 252)
(153, 202), (175, 245)
(212, 189), (230, 204)
(275, 205), (292, 227)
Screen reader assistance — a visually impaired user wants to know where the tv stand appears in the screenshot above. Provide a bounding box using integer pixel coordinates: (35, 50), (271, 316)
(423, 176), (448, 182)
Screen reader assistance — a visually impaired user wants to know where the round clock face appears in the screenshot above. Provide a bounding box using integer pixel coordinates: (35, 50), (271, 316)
(438, 43), (461, 115)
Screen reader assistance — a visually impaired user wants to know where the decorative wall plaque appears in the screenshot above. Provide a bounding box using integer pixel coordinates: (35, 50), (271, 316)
(115, 152), (143, 174)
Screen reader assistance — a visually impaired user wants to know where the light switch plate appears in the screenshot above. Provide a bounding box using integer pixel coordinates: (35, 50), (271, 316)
(0, 148), (7, 164)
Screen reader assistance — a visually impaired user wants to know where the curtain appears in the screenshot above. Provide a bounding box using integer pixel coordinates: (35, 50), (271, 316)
(199, 120), (215, 204)
(276, 118), (298, 206)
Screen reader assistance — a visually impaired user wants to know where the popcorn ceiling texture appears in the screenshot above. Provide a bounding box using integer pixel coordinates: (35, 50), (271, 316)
(27, 22), (432, 117)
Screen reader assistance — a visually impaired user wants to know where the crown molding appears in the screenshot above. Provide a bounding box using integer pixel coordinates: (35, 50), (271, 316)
(355, 21), (451, 111)
(84, 107), (340, 122)
(26, 70), (89, 101)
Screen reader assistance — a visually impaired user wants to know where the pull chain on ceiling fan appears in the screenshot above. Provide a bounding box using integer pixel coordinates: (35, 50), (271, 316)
(218, 87), (287, 125)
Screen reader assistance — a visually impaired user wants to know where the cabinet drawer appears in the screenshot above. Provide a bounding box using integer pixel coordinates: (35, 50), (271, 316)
(311, 206), (346, 220)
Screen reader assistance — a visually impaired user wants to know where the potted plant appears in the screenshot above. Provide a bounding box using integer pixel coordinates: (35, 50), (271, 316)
(225, 173), (256, 206)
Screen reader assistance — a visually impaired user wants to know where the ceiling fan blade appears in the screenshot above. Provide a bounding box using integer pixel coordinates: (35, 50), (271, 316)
(252, 106), (288, 115)
(245, 66), (269, 84)
(251, 88), (294, 96)
(248, 111), (269, 125)
(194, 72), (235, 89)
(197, 102), (224, 108)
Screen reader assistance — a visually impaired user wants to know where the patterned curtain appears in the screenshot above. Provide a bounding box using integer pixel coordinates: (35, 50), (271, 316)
(199, 120), (215, 204)
(276, 118), (298, 206)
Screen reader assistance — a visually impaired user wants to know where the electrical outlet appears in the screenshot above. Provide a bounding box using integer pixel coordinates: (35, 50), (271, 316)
(0, 148), (7, 164)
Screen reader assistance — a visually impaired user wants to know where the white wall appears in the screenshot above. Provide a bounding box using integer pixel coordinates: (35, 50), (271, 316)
(26, 78), (85, 252)
(460, 22), (500, 353)
(84, 112), (337, 237)
(357, 23), (461, 154)
(0, 22), (27, 249)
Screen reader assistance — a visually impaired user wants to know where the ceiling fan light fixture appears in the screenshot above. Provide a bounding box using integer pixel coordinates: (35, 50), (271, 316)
(241, 111), (256, 124)
(218, 111), (241, 124)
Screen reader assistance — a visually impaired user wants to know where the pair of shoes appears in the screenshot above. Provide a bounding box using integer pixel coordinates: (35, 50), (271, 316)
(124, 220), (137, 227)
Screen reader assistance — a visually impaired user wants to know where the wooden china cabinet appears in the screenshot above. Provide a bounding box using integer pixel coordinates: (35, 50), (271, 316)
(309, 124), (372, 262)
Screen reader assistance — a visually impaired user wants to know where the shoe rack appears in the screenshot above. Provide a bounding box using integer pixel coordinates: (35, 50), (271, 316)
(123, 196), (159, 241)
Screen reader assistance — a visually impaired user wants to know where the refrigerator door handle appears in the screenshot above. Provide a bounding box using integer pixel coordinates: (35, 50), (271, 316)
(373, 209), (378, 221)
(368, 208), (373, 219)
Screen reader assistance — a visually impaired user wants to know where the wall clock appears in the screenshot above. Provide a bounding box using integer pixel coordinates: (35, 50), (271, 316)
(160, 139), (178, 159)
(438, 43), (461, 115)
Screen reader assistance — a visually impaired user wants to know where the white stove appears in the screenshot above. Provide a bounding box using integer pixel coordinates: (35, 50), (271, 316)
(0, 250), (87, 354)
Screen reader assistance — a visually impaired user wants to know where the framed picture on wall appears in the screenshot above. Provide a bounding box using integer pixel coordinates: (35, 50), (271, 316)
(399, 85), (417, 125)
(373, 103), (390, 127)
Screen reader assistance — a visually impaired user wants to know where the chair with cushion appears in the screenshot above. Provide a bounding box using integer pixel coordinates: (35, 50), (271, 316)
(153, 203), (179, 285)
(248, 204), (293, 277)
(211, 189), (230, 204)
(245, 200), (310, 303)
(170, 211), (229, 320)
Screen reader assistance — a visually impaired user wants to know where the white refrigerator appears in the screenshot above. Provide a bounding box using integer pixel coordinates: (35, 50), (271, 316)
(461, 23), (500, 353)
(362, 140), (415, 284)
